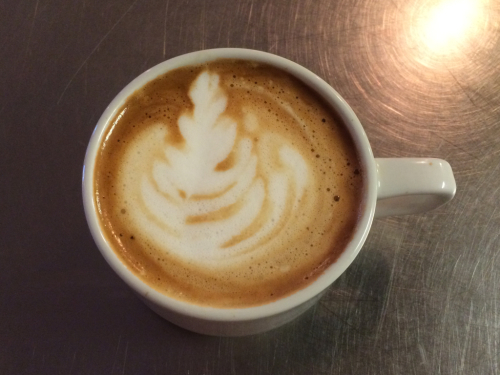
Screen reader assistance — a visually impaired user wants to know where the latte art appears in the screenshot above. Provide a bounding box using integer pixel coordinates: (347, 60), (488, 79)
(119, 71), (314, 265)
(95, 60), (363, 307)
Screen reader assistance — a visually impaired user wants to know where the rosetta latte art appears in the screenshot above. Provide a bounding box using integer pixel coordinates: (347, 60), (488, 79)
(118, 71), (316, 266)
(95, 60), (364, 307)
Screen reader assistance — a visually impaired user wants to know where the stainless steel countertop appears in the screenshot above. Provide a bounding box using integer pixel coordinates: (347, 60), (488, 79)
(1, 0), (499, 374)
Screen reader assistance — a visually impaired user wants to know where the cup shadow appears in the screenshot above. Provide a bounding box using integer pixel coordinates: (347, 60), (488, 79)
(56, 244), (391, 375)
(315, 244), (392, 337)
(158, 245), (392, 374)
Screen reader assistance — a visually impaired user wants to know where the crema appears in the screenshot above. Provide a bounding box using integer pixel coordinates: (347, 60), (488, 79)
(94, 59), (364, 308)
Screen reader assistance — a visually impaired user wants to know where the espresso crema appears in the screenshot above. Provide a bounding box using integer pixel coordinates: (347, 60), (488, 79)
(94, 60), (364, 308)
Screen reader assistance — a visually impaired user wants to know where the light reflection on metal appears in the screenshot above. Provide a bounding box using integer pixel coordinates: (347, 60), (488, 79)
(415, 0), (487, 55)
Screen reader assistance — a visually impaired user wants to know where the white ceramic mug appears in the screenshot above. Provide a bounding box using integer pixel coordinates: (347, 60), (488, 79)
(82, 49), (456, 336)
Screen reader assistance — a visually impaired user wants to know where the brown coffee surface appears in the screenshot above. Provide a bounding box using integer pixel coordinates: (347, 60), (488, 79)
(94, 59), (364, 308)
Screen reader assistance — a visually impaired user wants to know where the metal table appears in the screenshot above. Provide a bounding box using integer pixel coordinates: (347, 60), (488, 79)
(1, 0), (499, 373)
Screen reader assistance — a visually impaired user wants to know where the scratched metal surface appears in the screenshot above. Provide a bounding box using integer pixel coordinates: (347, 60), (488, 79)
(1, 0), (499, 374)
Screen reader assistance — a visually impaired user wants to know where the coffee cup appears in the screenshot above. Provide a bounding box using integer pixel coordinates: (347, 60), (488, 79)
(82, 48), (456, 336)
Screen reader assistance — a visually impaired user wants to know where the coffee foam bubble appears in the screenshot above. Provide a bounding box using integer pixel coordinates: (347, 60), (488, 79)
(95, 60), (363, 307)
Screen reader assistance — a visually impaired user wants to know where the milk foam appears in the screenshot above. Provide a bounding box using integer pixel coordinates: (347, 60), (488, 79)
(95, 60), (364, 307)
(117, 71), (314, 265)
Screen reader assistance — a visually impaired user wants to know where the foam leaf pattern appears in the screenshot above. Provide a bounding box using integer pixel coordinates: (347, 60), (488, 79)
(121, 71), (312, 265)
(161, 72), (242, 198)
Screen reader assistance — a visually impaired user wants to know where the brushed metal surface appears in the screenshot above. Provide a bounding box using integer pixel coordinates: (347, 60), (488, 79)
(1, 0), (499, 374)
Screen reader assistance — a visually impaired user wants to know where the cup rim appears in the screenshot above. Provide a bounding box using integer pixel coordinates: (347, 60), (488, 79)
(82, 48), (377, 322)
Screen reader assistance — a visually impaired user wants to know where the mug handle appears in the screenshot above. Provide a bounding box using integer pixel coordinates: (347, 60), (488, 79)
(375, 158), (456, 218)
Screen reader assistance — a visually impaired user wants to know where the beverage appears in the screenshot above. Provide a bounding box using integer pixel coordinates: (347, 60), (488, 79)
(93, 59), (364, 308)
(85, 49), (455, 335)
